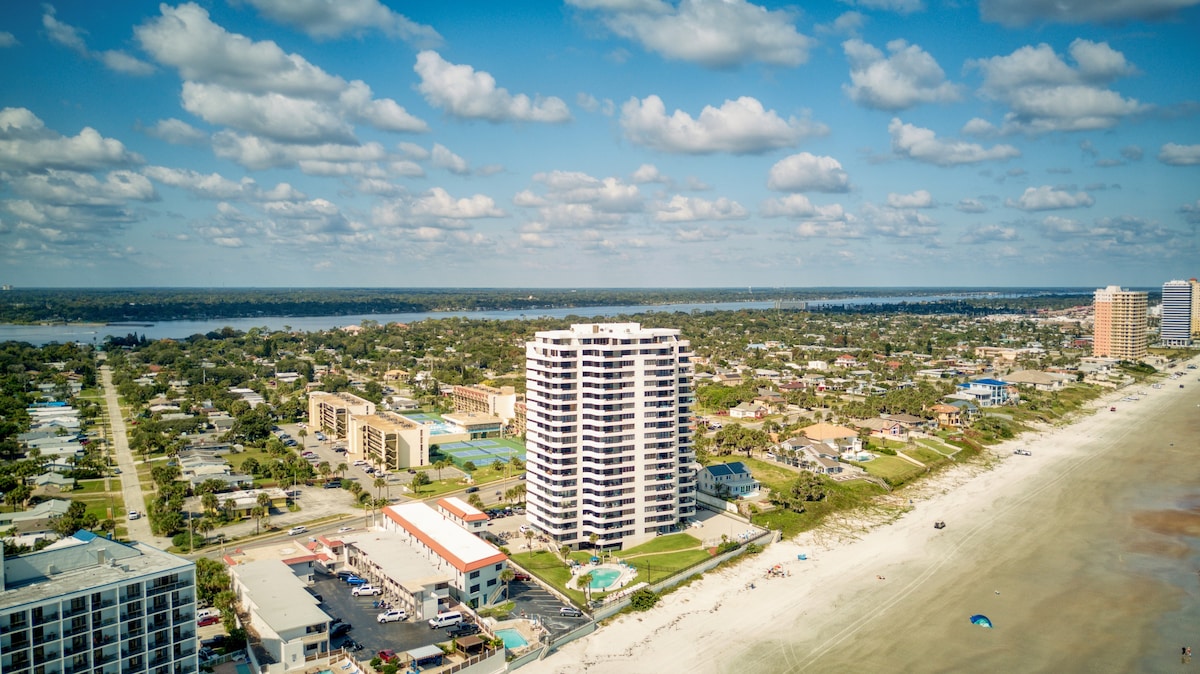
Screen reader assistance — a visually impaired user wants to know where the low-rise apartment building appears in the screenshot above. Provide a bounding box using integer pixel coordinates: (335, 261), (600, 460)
(230, 560), (330, 674)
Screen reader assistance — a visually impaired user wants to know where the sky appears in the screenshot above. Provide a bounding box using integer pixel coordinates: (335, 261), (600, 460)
(1, 0), (1199, 289)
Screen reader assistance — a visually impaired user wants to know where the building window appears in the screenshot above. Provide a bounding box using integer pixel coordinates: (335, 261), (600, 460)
(469, 584), (480, 594)
(486, 579), (497, 587)
(469, 570), (479, 579)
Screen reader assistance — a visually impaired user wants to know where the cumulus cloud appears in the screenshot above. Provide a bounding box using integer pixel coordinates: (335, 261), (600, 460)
(860, 202), (939, 238)
(1180, 200), (1200, 224)
(960, 223), (1018, 244)
(886, 190), (934, 209)
(431, 144), (469, 175)
(839, 0), (925, 13)
(980, 0), (1200, 26)
(969, 39), (1145, 134)
(760, 194), (847, 221)
(1157, 143), (1200, 166)
(621, 95), (826, 154)
(514, 170), (645, 230)
(11, 170), (157, 206)
(842, 39), (960, 110)
(956, 198), (988, 213)
(142, 166), (305, 202)
(767, 153), (851, 193)
(136, 3), (425, 136)
(43, 4), (154, 75)
(0, 32), (18, 48)
(240, 0), (442, 44)
(373, 187), (505, 231)
(567, 0), (814, 68)
(1006, 185), (1094, 210)
(577, 93), (615, 116)
(653, 195), (747, 222)
(143, 118), (207, 145)
(414, 51), (570, 123)
(888, 118), (1020, 166)
(211, 130), (387, 171)
(631, 164), (668, 184)
(0, 107), (141, 172)
(1120, 145), (1143, 161)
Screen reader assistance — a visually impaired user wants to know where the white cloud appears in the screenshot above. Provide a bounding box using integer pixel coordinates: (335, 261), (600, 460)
(1006, 185), (1095, 210)
(816, 11), (865, 36)
(0, 107), (141, 172)
(411, 188), (505, 219)
(969, 40), (1146, 133)
(514, 171), (645, 230)
(956, 198), (988, 213)
(886, 190), (934, 209)
(0, 32), (18, 48)
(961, 118), (997, 137)
(839, 0), (925, 13)
(767, 153), (851, 193)
(888, 118), (1020, 166)
(577, 93), (616, 116)
(43, 5), (154, 76)
(240, 0), (442, 44)
(414, 51), (570, 123)
(1120, 145), (1143, 161)
(1157, 143), (1200, 166)
(143, 118), (206, 146)
(631, 164), (668, 184)
(431, 144), (469, 175)
(653, 195), (748, 222)
(842, 39), (960, 110)
(211, 130), (387, 170)
(182, 82), (356, 144)
(12, 170), (157, 206)
(567, 0), (814, 68)
(621, 95), (827, 154)
(143, 166), (306, 203)
(760, 194), (847, 220)
(861, 202), (939, 238)
(136, 3), (424, 135)
(960, 223), (1018, 244)
(980, 0), (1200, 26)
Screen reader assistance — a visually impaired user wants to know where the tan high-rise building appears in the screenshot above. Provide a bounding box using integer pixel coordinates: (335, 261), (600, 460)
(1190, 278), (1200, 338)
(1092, 285), (1148, 360)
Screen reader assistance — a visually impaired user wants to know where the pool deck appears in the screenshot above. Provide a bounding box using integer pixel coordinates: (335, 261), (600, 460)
(569, 563), (637, 593)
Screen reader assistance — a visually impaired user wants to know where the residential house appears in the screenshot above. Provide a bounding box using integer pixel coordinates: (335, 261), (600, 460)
(729, 402), (767, 419)
(698, 462), (761, 498)
(955, 378), (1012, 407)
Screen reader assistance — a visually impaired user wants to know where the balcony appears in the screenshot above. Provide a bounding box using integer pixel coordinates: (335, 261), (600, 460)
(33, 612), (60, 626)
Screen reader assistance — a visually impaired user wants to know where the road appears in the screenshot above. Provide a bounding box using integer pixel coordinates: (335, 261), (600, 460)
(99, 364), (172, 548)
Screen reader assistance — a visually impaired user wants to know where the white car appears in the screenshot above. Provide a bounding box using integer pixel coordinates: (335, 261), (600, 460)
(518, 524), (532, 534)
(352, 585), (382, 597)
(377, 610), (407, 623)
(288, 526), (307, 536)
(128, 510), (140, 520)
(337, 526), (354, 533)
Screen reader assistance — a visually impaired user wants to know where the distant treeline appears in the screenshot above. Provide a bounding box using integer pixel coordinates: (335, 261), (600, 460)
(0, 287), (1105, 324)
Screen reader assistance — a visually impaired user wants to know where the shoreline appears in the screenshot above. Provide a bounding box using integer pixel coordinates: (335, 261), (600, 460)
(523, 360), (1200, 673)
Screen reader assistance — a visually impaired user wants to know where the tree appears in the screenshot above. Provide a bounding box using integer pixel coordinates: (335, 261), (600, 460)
(195, 557), (232, 606)
(201, 492), (219, 517)
(498, 568), (515, 600)
(577, 572), (593, 603)
(560, 544), (571, 561)
(467, 493), (484, 509)
(629, 588), (659, 611)
(433, 459), (449, 481)
(4, 484), (31, 511)
(410, 471), (431, 494)
(196, 517), (214, 543)
(374, 476), (388, 499)
(523, 528), (534, 550)
(462, 461), (476, 473)
(336, 462), (348, 480)
(318, 462), (332, 482)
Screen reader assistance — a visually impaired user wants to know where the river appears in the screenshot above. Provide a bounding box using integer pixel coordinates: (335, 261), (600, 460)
(0, 292), (1026, 345)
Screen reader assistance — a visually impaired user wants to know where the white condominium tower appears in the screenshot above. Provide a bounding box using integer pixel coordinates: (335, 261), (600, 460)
(524, 323), (697, 550)
(1160, 280), (1193, 346)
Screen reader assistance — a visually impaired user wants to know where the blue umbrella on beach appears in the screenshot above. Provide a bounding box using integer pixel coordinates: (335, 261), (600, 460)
(969, 614), (994, 628)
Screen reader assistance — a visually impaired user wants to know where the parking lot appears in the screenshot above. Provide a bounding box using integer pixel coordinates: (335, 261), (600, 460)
(313, 574), (449, 658)
(503, 579), (589, 637)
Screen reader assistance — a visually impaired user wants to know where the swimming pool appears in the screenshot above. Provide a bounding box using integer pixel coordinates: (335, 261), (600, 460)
(589, 568), (622, 590)
(495, 628), (528, 649)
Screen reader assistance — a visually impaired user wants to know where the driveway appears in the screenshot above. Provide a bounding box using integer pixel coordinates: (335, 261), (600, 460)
(100, 364), (171, 548)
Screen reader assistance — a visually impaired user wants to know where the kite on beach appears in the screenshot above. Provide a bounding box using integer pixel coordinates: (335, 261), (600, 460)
(970, 614), (994, 628)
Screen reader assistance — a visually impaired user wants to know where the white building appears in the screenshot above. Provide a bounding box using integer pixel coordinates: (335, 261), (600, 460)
(1161, 280), (1193, 346)
(230, 560), (330, 674)
(524, 322), (697, 550)
(0, 532), (197, 674)
(378, 503), (508, 608)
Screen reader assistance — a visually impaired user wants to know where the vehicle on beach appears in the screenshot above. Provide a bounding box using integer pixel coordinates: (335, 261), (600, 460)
(934, 520), (946, 529)
(1110, 406), (1117, 412)
(1014, 449), (1032, 456)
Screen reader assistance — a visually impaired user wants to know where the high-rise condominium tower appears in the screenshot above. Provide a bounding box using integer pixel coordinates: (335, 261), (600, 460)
(524, 323), (696, 550)
(1160, 280), (1193, 347)
(1189, 278), (1200, 338)
(1092, 285), (1148, 359)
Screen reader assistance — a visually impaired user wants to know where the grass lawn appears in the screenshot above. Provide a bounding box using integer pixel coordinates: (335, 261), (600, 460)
(709, 455), (799, 493)
(857, 454), (924, 483)
(73, 479), (114, 495)
(513, 540), (717, 605)
(620, 533), (702, 557)
(620, 549), (713, 585)
(902, 446), (950, 466)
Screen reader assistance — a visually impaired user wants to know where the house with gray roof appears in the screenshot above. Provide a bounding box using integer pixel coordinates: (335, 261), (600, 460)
(698, 462), (761, 498)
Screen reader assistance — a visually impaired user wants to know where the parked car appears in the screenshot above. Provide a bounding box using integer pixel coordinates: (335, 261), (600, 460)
(559, 607), (583, 617)
(324, 481), (342, 489)
(200, 635), (227, 648)
(447, 623), (480, 638)
(197, 614), (221, 627)
(377, 649), (397, 663)
(344, 576), (367, 585)
(288, 526), (307, 536)
(377, 610), (407, 623)
(335, 570), (354, 580)
(352, 585), (381, 597)
(330, 623), (352, 637)
(128, 510), (140, 520)
(512, 572), (531, 582)
(198, 647), (216, 662)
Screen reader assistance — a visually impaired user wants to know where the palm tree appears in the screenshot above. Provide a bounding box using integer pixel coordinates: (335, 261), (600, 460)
(560, 544), (571, 561)
(498, 568), (515, 600)
(433, 459), (449, 481)
(250, 505), (265, 535)
(524, 529), (534, 550)
(577, 572), (594, 604)
(318, 462), (332, 482)
(197, 517), (214, 544)
(374, 476), (388, 500)
(336, 462), (348, 480)
(202, 492), (218, 518)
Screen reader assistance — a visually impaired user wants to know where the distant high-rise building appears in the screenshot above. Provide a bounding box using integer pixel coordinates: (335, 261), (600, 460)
(1093, 285), (1148, 359)
(1160, 280), (1193, 346)
(524, 323), (696, 550)
(0, 532), (197, 674)
(1190, 278), (1200, 338)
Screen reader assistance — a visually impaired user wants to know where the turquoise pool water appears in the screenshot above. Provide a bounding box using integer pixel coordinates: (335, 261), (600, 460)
(589, 568), (621, 589)
(495, 628), (528, 649)
(235, 665), (252, 674)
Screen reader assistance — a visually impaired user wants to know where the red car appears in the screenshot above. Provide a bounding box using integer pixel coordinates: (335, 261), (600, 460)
(512, 572), (531, 582)
(197, 615), (221, 627)
(377, 650), (397, 663)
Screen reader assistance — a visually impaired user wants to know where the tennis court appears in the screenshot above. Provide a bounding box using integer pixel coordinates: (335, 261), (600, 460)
(434, 436), (527, 468)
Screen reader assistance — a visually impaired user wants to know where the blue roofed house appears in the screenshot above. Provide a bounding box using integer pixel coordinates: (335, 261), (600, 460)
(955, 378), (1012, 407)
(698, 462), (761, 498)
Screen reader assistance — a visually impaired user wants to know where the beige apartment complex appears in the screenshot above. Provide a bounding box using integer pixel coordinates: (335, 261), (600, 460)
(1191, 278), (1200, 337)
(1092, 285), (1148, 360)
(450, 384), (526, 436)
(347, 411), (429, 471)
(307, 392), (374, 440)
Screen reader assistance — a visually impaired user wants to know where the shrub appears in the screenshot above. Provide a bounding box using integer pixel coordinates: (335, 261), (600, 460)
(629, 588), (659, 611)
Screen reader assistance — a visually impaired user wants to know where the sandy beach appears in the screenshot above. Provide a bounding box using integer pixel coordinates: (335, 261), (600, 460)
(523, 359), (1200, 674)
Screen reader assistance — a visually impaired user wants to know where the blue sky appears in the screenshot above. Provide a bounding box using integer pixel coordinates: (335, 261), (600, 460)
(1, 0), (1198, 289)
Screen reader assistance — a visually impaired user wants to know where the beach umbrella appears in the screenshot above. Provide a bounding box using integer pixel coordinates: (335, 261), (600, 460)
(969, 614), (993, 628)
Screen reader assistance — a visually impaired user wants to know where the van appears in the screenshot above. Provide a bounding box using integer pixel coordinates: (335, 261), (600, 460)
(427, 611), (463, 629)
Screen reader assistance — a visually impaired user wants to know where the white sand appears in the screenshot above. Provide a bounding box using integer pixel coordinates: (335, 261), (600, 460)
(521, 366), (1198, 674)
